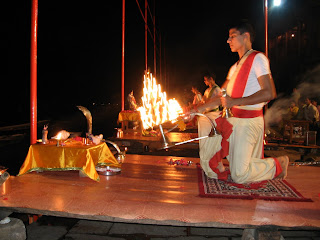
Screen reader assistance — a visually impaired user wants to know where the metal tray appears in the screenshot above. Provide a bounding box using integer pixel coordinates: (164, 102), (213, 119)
(96, 166), (121, 176)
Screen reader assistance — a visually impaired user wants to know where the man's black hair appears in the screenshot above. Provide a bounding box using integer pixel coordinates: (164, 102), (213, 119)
(203, 71), (216, 80)
(229, 19), (256, 43)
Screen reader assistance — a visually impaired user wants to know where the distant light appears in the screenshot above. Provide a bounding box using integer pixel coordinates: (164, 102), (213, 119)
(274, 0), (281, 7)
(291, 34), (295, 37)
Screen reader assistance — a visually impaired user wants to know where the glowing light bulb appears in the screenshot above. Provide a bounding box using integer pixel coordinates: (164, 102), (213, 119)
(274, 0), (281, 7)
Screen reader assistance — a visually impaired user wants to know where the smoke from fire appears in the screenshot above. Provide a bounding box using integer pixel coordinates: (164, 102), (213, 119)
(264, 64), (320, 130)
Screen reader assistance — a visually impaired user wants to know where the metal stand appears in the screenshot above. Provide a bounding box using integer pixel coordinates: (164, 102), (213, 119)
(158, 112), (220, 150)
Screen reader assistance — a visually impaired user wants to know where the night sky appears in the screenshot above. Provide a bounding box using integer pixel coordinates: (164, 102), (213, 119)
(2, 0), (314, 126)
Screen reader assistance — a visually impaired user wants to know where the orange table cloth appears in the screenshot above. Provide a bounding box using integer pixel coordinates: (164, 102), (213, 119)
(117, 111), (140, 123)
(18, 142), (119, 181)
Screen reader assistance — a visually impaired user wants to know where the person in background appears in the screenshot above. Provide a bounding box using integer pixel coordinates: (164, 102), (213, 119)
(304, 97), (319, 122)
(281, 101), (299, 132)
(127, 90), (138, 111)
(195, 72), (222, 172)
(187, 87), (203, 127)
(294, 98), (307, 120)
(311, 99), (320, 117)
(287, 101), (299, 120)
(292, 88), (300, 105)
(191, 86), (202, 106)
(304, 97), (319, 131)
(201, 72), (220, 105)
(311, 99), (320, 145)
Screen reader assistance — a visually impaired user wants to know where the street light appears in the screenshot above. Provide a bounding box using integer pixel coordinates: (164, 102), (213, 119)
(264, 0), (281, 111)
(264, 0), (282, 58)
(264, 0), (269, 57)
(274, 0), (281, 7)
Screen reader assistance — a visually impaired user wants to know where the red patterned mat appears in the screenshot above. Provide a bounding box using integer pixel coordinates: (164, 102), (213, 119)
(197, 164), (312, 202)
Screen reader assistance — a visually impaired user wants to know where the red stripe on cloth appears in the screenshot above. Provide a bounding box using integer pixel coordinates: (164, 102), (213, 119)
(273, 157), (283, 178)
(231, 51), (259, 98)
(208, 117), (233, 180)
(262, 121), (266, 158)
(231, 108), (263, 118)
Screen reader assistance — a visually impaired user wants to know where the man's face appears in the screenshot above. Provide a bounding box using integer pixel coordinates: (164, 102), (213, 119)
(305, 98), (311, 105)
(204, 77), (210, 86)
(227, 28), (245, 52)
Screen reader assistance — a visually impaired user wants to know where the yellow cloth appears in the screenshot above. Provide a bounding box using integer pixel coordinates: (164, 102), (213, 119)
(118, 111), (140, 123)
(287, 106), (299, 119)
(18, 142), (119, 181)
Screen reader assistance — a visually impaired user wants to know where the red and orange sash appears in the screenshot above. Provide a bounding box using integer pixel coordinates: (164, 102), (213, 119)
(230, 50), (259, 98)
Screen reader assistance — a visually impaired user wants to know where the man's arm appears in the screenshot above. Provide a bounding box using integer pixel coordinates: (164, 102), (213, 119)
(221, 74), (277, 108)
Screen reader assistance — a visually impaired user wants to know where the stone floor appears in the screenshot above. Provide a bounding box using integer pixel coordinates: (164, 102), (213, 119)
(6, 214), (320, 240)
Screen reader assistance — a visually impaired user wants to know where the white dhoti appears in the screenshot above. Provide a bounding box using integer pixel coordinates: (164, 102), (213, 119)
(200, 111), (279, 184)
(198, 111), (222, 179)
(227, 116), (277, 183)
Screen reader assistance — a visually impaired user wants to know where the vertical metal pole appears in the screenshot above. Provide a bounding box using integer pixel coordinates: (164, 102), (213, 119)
(164, 38), (167, 92)
(145, 0), (148, 72)
(30, 0), (38, 144)
(153, 1), (156, 77)
(264, 0), (268, 111)
(264, 0), (268, 58)
(159, 33), (162, 85)
(121, 0), (125, 111)
(159, 124), (169, 149)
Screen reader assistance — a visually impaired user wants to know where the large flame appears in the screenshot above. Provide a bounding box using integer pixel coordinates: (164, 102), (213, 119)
(138, 72), (183, 130)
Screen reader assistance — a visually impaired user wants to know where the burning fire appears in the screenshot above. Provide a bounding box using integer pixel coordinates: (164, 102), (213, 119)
(138, 72), (183, 130)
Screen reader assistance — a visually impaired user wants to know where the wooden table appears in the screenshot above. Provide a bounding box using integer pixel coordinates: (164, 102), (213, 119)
(118, 110), (141, 133)
(283, 120), (310, 144)
(18, 141), (119, 181)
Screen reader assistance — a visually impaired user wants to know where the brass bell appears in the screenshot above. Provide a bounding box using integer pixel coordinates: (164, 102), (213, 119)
(221, 89), (233, 118)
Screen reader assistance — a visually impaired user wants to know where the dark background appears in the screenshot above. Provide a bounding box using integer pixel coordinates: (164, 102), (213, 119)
(1, 0), (320, 175)
(2, 0), (319, 130)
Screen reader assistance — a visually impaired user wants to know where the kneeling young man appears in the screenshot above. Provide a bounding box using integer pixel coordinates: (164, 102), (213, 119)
(191, 20), (288, 184)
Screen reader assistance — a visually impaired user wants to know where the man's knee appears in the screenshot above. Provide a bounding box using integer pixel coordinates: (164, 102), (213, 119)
(231, 170), (248, 184)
